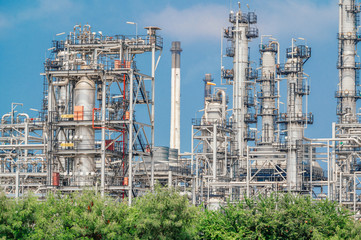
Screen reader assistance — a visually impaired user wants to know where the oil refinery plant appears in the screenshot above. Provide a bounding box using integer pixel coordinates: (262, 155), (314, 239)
(1, 0), (361, 216)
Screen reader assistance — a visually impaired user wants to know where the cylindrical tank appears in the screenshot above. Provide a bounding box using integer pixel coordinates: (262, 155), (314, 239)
(74, 76), (95, 186)
(153, 146), (170, 162)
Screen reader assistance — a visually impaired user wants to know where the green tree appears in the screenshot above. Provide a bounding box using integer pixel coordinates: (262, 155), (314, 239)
(129, 186), (198, 239)
(196, 193), (361, 240)
(0, 192), (37, 239)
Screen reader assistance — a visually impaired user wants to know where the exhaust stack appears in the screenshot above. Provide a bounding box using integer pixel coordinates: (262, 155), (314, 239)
(170, 41), (182, 151)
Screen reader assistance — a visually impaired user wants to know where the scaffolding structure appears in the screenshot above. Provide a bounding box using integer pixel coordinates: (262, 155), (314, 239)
(0, 24), (168, 203)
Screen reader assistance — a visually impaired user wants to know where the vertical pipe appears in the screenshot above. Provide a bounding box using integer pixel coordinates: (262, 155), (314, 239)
(310, 144), (313, 197)
(340, 171), (343, 203)
(15, 168), (19, 199)
(332, 122), (336, 200)
(191, 125), (194, 174)
(354, 172), (356, 217)
(151, 43), (155, 190)
(224, 136), (228, 175)
(195, 131), (199, 202)
(168, 170), (172, 188)
(47, 83), (53, 187)
(101, 77), (106, 196)
(327, 140), (330, 198)
(213, 124), (217, 181)
(191, 125), (195, 203)
(246, 145), (250, 198)
(128, 71), (134, 206)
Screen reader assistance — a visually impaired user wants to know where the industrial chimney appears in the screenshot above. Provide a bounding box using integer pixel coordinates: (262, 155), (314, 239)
(170, 41), (182, 151)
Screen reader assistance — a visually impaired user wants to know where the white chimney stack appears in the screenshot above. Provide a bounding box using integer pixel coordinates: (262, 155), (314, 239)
(170, 41), (182, 151)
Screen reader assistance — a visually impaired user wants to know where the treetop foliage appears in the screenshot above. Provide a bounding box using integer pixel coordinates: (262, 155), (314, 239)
(0, 188), (360, 239)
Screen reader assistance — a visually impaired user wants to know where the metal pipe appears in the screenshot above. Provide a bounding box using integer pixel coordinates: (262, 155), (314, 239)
(100, 76), (106, 196)
(52, 78), (69, 86)
(151, 40), (156, 190)
(213, 124), (217, 181)
(128, 71), (134, 206)
(16, 113), (29, 123)
(328, 140), (330, 198)
(1, 113), (10, 123)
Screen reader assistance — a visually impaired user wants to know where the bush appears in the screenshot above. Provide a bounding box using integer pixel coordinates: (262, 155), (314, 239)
(130, 186), (197, 239)
(196, 193), (361, 239)
(0, 192), (37, 239)
(1, 189), (361, 239)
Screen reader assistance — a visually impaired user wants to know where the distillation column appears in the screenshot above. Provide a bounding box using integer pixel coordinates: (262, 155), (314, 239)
(286, 56), (301, 191)
(279, 42), (311, 191)
(74, 74), (96, 185)
(170, 41), (182, 151)
(337, 0), (360, 123)
(227, 8), (258, 167)
(259, 42), (278, 145)
(335, 0), (361, 207)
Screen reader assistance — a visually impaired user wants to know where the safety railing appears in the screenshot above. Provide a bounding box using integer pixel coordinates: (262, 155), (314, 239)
(192, 118), (233, 128)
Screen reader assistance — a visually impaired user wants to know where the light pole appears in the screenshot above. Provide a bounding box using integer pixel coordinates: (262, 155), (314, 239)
(126, 21), (138, 42)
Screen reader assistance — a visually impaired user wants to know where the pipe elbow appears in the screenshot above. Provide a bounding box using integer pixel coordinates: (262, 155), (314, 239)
(17, 113), (29, 123)
(1, 113), (10, 123)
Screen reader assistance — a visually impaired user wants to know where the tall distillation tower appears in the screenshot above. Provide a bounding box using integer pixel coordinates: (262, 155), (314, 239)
(258, 41), (279, 146)
(278, 41), (312, 191)
(337, 0), (360, 123)
(333, 0), (361, 208)
(223, 5), (258, 176)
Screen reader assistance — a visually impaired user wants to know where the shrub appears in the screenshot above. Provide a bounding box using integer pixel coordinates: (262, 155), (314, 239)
(196, 193), (361, 240)
(1, 189), (361, 239)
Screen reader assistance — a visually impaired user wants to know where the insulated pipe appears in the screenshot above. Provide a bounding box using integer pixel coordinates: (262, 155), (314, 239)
(170, 41), (182, 151)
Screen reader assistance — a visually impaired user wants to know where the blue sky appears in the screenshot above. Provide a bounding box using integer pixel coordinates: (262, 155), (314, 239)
(0, 0), (340, 153)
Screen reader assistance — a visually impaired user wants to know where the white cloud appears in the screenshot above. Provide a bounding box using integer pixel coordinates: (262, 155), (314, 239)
(141, 4), (228, 43)
(18, 0), (75, 21)
(141, 0), (336, 44)
(254, 0), (337, 41)
(0, 0), (76, 31)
